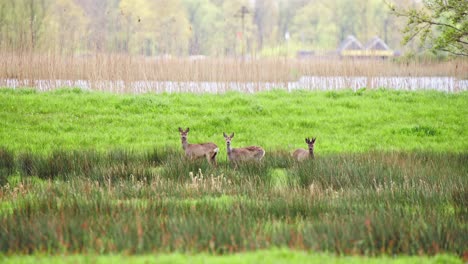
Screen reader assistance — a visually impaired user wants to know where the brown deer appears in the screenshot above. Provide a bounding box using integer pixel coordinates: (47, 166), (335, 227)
(178, 127), (219, 165)
(223, 132), (265, 165)
(292, 137), (316, 161)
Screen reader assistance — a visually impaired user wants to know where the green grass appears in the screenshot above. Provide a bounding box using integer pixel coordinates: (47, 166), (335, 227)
(0, 88), (466, 155)
(0, 88), (467, 259)
(0, 150), (466, 256)
(0, 249), (463, 264)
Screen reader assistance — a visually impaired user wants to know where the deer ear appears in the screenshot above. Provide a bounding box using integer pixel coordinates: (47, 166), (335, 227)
(186, 128), (190, 132)
(178, 127), (183, 132)
(312, 137), (316, 143)
(305, 138), (309, 143)
(230, 133), (235, 138)
(223, 132), (227, 138)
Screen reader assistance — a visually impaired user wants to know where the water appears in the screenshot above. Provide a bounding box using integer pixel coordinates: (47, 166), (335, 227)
(1, 76), (466, 93)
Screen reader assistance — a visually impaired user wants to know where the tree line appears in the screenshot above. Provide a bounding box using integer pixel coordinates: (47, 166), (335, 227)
(1, 0), (461, 56)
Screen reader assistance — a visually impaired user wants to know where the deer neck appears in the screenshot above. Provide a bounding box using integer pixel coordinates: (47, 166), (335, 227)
(309, 149), (315, 159)
(181, 138), (189, 150)
(226, 142), (232, 156)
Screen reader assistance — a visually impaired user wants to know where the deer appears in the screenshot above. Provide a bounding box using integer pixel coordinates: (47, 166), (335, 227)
(178, 127), (219, 165)
(292, 137), (316, 161)
(223, 132), (265, 166)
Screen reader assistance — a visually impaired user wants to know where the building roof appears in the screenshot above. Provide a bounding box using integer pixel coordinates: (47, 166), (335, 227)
(338, 35), (364, 51)
(365, 36), (390, 50)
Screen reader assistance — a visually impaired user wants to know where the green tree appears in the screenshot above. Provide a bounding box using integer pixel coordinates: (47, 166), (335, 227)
(389, 0), (468, 56)
(119, 0), (191, 56)
(44, 0), (88, 53)
(183, 0), (224, 55)
(0, 0), (49, 51)
(254, 0), (279, 50)
(277, 0), (308, 43)
(333, 0), (361, 43)
(74, 0), (117, 52)
(289, 1), (338, 49)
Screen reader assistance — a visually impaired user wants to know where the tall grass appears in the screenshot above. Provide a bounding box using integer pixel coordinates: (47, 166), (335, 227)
(0, 148), (466, 255)
(0, 53), (467, 85)
(0, 147), (14, 185)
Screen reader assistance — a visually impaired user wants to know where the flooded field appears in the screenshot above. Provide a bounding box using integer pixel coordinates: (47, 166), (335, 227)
(1, 76), (467, 93)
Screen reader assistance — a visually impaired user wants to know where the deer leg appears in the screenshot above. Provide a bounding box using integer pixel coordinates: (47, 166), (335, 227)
(211, 152), (218, 167)
(232, 161), (238, 170)
(205, 153), (213, 165)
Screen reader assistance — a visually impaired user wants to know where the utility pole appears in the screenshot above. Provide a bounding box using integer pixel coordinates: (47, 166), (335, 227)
(235, 5), (249, 58)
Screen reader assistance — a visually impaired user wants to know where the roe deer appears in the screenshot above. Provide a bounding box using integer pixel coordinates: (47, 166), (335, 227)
(223, 132), (265, 165)
(292, 137), (316, 161)
(178, 127), (218, 165)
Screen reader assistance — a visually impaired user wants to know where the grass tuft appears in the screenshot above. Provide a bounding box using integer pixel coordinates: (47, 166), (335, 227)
(0, 146), (14, 185)
(0, 149), (466, 255)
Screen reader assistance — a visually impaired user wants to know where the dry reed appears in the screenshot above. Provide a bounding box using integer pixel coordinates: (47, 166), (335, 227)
(1, 52), (467, 84)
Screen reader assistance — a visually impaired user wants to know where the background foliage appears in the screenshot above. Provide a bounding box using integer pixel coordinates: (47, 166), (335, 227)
(389, 0), (468, 56)
(0, 0), (418, 56)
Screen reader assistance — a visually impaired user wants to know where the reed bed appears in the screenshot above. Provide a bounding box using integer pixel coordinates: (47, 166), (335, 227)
(0, 147), (466, 256)
(1, 53), (467, 85)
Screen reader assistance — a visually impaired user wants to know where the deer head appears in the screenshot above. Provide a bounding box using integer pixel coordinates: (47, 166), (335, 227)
(305, 137), (316, 153)
(179, 127), (190, 141)
(223, 132), (235, 147)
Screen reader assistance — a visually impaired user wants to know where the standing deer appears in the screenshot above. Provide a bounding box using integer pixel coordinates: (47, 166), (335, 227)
(223, 132), (265, 166)
(292, 137), (316, 161)
(178, 127), (219, 165)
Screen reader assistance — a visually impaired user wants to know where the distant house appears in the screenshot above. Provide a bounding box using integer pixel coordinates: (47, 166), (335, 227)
(338, 35), (396, 58)
(364, 36), (395, 57)
(296, 35), (397, 59)
(365, 36), (390, 50)
(297, 36), (363, 59)
(338, 35), (364, 53)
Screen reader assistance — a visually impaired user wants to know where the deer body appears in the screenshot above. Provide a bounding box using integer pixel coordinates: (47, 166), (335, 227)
(179, 127), (218, 164)
(293, 137), (316, 161)
(223, 132), (265, 164)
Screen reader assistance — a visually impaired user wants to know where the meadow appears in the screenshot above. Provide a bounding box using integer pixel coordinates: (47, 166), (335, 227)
(0, 88), (467, 262)
(0, 249), (463, 264)
(0, 88), (466, 154)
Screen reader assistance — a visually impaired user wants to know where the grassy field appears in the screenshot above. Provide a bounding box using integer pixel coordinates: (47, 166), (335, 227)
(0, 88), (466, 154)
(0, 249), (463, 264)
(0, 88), (467, 262)
(0, 150), (466, 257)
